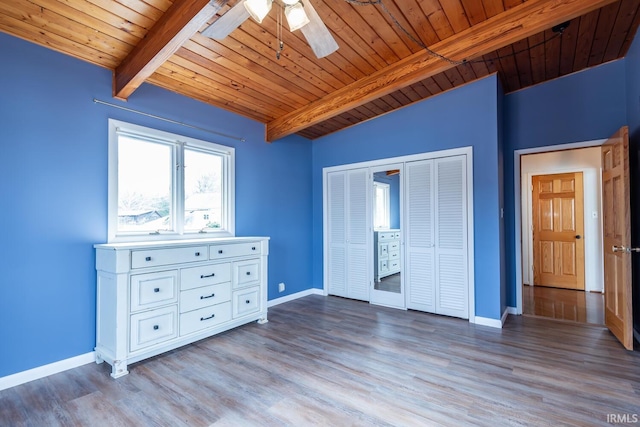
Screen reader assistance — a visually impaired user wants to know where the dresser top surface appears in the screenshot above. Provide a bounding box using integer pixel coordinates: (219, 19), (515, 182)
(95, 236), (270, 250)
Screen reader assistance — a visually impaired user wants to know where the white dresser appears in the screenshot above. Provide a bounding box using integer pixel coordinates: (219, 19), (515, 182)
(374, 229), (401, 282)
(94, 237), (269, 378)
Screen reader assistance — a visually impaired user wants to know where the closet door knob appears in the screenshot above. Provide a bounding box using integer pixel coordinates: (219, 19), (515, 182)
(145, 256), (151, 261)
(154, 288), (160, 293)
(153, 325), (159, 330)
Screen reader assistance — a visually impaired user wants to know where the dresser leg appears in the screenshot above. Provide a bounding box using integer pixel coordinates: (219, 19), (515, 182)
(257, 316), (268, 324)
(110, 360), (129, 378)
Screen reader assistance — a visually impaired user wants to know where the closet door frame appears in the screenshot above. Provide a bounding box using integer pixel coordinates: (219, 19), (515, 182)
(322, 146), (476, 323)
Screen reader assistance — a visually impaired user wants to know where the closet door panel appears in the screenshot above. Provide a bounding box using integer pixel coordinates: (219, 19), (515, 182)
(405, 160), (436, 312)
(346, 169), (370, 301)
(327, 172), (347, 297)
(435, 156), (468, 319)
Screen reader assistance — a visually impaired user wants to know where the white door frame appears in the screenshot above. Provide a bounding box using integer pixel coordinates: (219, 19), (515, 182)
(322, 146), (475, 323)
(513, 139), (605, 314)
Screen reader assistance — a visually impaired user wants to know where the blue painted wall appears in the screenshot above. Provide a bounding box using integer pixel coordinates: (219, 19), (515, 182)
(312, 75), (503, 320)
(0, 33), (312, 378)
(503, 59), (628, 308)
(624, 31), (640, 333)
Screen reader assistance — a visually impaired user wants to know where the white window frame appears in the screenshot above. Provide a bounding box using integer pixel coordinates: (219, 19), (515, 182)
(107, 119), (235, 242)
(373, 181), (391, 230)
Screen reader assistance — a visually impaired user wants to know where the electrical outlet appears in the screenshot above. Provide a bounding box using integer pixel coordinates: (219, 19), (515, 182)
(278, 282), (285, 292)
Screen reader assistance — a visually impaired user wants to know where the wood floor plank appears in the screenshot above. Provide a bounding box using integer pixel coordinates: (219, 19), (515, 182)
(1, 295), (638, 426)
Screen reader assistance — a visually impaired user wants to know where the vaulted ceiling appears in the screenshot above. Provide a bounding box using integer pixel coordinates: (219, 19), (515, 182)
(1, 0), (638, 141)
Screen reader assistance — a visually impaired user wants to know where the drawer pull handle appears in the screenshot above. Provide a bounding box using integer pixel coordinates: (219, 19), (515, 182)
(200, 273), (215, 278)
(245, 299), (251, 304)
(252, 246), (256, 251)
(195, 252), (201, 256)
(218, 250), (223, 254)
(246, 272), (251, 276)
(153, 325), (159, 330)
(154, 288), (160, 293)
(145, 256), (152, 261)
(200, 293), (215, 300)
(200, 314), (215, 321)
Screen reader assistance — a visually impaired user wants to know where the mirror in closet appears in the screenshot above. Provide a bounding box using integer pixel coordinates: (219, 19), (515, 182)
(373, 170), (401, 295)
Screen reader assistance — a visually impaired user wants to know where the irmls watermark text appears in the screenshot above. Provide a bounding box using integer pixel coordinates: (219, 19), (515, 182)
(607, 413), (639, 424)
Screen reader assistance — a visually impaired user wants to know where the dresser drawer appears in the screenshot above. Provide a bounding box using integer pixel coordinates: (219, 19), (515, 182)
(180, 302), (232, 336)
(233, 259), (260, 289)
(378, 244), (388, 257)
(131, 246), (207, 269)
(130, 306), (178, 352)
(389, 250), (400, 260)
(180, 283), (231, 313)
(389, 259), (400, 270)
(180, 263), (231, 291)
(378, 232), (395, 241)
(233, 287), (260, 318)
(209, 242), (260, 260)
(130, 270), (178, 312)
(389, 241), (400, 251)
(394, 232), (401, 239)
(379, 260), (388, 272)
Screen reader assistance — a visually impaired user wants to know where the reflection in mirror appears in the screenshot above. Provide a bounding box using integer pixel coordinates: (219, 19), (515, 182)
(373, 170), (401, 294)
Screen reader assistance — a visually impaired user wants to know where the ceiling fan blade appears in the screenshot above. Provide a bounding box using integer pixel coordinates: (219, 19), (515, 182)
(299, 1), (338, 59)
(201, 2), (250, 39)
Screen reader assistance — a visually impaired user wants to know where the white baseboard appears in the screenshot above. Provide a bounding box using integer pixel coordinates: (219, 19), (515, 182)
(268, 288), (324, 308)
(473, 316), (503, 329)
(507, 306), (517, 315)
(0, 352), (95, 391)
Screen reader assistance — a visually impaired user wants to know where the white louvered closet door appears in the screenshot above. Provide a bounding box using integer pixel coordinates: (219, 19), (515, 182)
(327, 171), (347, 297)
(405, 160), (436, 312)
(435, 156), (468, 319)
(405, 155), (468, 319)
(346, 169), (370, 301)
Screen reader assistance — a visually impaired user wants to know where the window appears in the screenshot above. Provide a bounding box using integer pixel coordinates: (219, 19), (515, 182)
(108, 119), (234, 242)
(373, 181), (390, 229)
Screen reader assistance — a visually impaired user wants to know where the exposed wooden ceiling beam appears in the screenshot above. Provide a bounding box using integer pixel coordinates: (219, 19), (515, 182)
(265, 0), (617, 142)
(113, 0), (225, 100)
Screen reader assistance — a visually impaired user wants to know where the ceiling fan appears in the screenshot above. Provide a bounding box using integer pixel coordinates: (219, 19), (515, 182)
(201, 0), (339, 59)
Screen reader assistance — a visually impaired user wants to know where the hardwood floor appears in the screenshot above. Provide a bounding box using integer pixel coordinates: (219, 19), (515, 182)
(523, 285), (605, 325)
(375, 273), (401, 293)
(1, 295), (638, 426)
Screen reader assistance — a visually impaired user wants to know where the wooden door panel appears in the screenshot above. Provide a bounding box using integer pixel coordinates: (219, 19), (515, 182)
(602, 126), (633, 350)
(532, 173), (584, 290)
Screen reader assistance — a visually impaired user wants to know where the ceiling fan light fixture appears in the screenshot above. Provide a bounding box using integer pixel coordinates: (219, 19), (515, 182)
(284, 2), (310, 32)
(244, 0), (272, 23)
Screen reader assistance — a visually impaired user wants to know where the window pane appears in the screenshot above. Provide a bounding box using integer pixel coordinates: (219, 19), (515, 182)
(374, 183), (390, 229)
(184, 148), (223, 230)
(117, 136), (173, 233)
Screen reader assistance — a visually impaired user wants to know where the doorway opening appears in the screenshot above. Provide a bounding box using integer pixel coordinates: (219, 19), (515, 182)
(515, 141), (606, 326)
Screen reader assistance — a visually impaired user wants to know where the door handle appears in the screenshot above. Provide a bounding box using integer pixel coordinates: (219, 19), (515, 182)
(575, 235), (581, 239)
(612, 245), (640, 253)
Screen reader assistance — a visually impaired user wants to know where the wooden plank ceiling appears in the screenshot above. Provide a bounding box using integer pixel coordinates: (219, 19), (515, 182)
(1, 0), (638, 141)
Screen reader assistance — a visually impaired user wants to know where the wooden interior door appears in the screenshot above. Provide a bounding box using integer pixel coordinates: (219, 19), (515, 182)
(532, 172), (585, 290)
(602, 126), (633, 350)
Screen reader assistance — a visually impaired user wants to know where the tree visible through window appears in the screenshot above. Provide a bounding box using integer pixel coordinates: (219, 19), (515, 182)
(108, 119), (235, 242)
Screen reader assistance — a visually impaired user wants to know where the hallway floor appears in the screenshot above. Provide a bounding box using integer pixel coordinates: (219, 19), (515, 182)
(523, 285), (604, 325)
